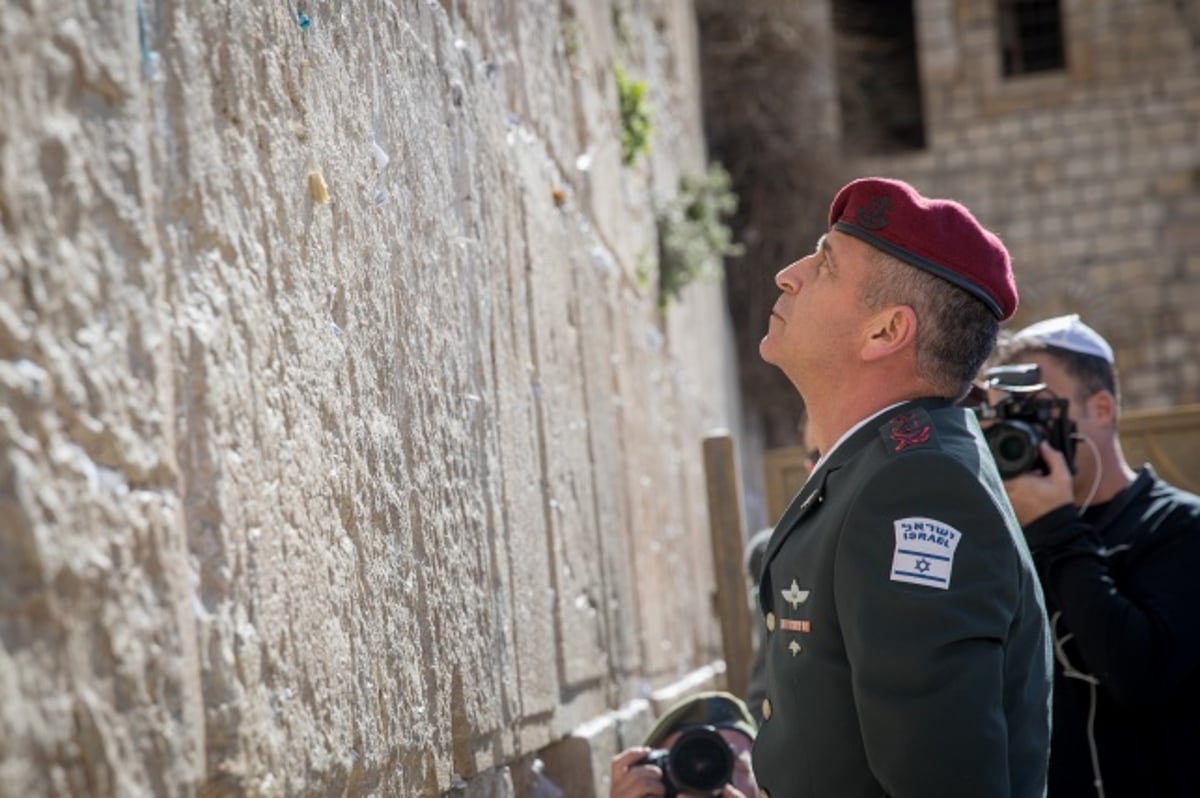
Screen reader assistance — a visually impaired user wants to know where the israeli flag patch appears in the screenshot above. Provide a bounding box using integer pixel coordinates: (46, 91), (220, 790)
(890, 517), (962, 590)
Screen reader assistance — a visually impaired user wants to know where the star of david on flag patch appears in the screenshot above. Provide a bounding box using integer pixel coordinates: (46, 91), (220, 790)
(890, 516), (962, 590)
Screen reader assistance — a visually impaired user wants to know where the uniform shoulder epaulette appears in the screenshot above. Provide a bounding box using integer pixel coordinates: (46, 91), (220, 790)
(879, 406), (941, 455)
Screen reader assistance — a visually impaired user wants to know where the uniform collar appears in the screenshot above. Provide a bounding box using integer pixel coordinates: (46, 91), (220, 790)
(815, 397), (954, 478)
(764, 398), (951, 564)
(807, 401), (904, 479)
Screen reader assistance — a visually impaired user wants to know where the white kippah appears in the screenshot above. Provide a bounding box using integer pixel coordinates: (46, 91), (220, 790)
(1011, 314), (1114, 364)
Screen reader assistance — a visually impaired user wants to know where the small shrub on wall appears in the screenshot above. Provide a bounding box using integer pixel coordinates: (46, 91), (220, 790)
(654, 163), (743, 309)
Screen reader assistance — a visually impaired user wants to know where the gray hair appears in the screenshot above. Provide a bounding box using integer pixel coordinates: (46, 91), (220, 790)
(860, 249), (999, 399)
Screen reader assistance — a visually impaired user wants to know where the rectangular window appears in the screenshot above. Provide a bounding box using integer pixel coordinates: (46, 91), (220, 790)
(833, 0), (926, 154)
(998, 0), (1067, 77)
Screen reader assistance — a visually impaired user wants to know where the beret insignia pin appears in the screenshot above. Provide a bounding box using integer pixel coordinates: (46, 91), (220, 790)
(855, 194), (892, 230)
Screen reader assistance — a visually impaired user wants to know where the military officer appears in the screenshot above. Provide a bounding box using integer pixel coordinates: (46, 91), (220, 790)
(753, 177), (1052, 797)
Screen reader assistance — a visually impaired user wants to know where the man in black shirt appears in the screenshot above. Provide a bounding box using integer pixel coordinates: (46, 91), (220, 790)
(995, 314), (1200, 797)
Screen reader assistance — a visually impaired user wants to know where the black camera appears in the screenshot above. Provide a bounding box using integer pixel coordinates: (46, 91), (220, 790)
(972, 364), (1077, 479)
(635, 725), (735, 797)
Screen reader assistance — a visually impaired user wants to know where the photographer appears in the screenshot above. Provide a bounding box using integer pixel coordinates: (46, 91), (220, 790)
(992, 314), (1200, 797)
(609, 691), (758, 798)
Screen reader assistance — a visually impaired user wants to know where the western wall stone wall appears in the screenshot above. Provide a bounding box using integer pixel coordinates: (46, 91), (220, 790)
(0, 1), (742, 795)
(856, 0), (1200, 409)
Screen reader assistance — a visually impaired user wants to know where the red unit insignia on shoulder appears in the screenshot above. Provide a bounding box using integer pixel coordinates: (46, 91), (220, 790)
(882, 408), (939, 454)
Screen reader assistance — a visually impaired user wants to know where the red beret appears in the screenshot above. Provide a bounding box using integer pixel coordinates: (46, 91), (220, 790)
(828, 177), (1017, 320)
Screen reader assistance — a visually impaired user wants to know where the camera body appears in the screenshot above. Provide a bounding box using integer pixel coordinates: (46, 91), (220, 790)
(635, 725), (735, 798)
(973, 364), (1077, 479)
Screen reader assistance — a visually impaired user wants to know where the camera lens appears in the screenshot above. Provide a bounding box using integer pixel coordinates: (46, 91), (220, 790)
(985, 421), (1042, 479)
(666, 726), (735, 794)
(996, 432), (1028, 462)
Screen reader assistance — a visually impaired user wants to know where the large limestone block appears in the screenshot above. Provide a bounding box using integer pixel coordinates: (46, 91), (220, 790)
(488, 132), (561, 748)
(1, 4), (204, 795)
(612, 307), (709, 681)
(518, 157), (609, 690)
(572, 241), (641, 685)
(536, 700), (651, 798)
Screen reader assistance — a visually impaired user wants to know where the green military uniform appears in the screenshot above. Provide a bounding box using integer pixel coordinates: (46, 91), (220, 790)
(753, 399), (1051, 797)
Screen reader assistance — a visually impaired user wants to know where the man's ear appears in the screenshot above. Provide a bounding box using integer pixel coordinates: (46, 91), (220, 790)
(1084, 389), (1118, 426)
(861, 305), (916, 362)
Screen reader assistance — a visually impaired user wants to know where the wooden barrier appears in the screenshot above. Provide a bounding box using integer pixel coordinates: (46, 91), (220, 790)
(1119, 404), (1200, 493)
(702, 433), (754, 699)
(762, 446), (816, 525)
(760, 404), (1200, 526)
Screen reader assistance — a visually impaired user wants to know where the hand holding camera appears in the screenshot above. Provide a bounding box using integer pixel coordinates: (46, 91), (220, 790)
(633, 725), (735, 797)
(972, 364), (1077, 479)
(611, 725), (749, 798)
(1001, 440), (1076, 526)
(968, 363), (1080, 526)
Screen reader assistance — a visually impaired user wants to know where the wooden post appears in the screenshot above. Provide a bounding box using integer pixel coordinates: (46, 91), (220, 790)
(702, 432), (754, 699)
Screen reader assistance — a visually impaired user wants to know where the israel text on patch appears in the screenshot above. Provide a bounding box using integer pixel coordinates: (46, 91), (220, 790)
(889, 516), (963, 590)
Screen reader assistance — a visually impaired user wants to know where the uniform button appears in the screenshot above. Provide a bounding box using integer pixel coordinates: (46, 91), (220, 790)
(762, 698), (772, 720)
(765, 612), (776, 632)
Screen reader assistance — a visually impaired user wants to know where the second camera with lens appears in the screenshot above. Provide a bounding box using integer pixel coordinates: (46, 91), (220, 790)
(635, 725), (735, 798)
(972, 364), (1077, 479)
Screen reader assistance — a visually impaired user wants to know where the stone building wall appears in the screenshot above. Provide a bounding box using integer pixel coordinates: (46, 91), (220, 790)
(0, 2), (741, 796)
(853, 0), (1200, 409)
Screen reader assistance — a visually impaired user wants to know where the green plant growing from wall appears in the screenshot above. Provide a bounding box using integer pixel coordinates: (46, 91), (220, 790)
(615, 63), (652, 166)
(656, 163), (743, 309)
(561, 18), (581, 63)
(634, 246), (655, 290)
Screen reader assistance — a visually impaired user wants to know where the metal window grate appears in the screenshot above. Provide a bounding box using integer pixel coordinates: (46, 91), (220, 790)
(998, 0), (1067, 76)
